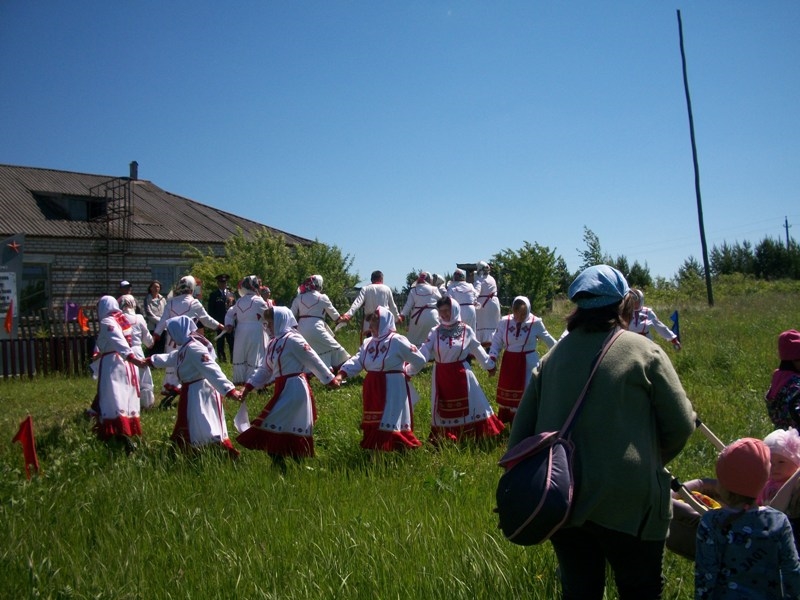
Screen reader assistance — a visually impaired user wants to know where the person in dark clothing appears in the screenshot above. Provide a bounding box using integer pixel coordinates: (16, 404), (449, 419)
(207, 274), (234, 361)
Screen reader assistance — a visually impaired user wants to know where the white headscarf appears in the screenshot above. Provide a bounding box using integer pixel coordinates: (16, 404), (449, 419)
(97, 295), (121, 319)
(271, 306), (298, 337)
(373, 305), (396, 340)
(119, 294), (137, 315)
(512, 296), (531, 322)
(439, 296), (461, 327)
(166, 316), (198, 346)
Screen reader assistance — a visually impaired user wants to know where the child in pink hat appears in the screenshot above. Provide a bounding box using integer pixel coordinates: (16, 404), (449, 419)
(765, 329), (800, 429)
(695, 438), (800, 599)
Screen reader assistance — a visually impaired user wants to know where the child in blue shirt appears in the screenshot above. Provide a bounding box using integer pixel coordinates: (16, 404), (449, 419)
(695, 437), (800, 599)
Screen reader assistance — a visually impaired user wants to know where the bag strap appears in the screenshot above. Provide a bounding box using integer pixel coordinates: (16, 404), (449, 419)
(557, 327), (625, 438)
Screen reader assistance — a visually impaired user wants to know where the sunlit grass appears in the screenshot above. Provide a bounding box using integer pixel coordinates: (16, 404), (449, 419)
(1, 281), (799, 598)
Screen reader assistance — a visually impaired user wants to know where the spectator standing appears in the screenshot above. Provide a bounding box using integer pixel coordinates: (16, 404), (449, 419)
(508, 265), (695, 600)
(208, 274), (235, 362)
(143, 280), (166, 355)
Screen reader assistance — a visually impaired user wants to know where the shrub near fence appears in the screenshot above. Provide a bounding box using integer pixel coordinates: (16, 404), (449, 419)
(0, 308), (98, 379)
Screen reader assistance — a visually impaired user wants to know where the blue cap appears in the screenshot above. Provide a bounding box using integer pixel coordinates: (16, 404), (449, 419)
(568, 265), (630, 308)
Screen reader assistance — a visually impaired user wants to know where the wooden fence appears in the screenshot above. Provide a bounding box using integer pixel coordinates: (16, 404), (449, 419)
(0, 308), (99, 379)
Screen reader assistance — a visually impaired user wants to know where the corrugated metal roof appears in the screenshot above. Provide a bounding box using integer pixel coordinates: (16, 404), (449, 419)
(0, 163), (313, 245)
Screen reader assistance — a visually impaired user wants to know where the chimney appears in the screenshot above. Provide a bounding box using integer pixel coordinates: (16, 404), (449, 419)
(129, 161), (139, 180)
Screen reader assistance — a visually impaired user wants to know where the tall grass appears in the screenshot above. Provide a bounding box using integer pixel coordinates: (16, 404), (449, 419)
(1, 281), (798, 599)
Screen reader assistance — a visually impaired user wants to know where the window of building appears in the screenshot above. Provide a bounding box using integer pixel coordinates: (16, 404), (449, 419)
(21, 263), (49, 312)
(33, 193), (107, 221)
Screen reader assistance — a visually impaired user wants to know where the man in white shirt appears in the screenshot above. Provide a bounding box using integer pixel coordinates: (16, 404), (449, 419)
(339, 270), (399, 340)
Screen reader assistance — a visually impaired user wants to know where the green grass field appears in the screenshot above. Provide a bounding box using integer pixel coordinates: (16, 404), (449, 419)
(2, 281), (799, 599)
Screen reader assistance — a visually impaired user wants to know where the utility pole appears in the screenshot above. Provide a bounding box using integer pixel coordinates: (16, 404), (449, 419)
(677, 10), (714, 306)
(785, 216), (792, 250)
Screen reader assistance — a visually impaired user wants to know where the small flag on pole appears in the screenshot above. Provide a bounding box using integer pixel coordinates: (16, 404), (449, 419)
(670, 310), (680, 342)
(77, 307), (89, 333)
(12, 415), (40, 480)
(4, 299), (13, 334)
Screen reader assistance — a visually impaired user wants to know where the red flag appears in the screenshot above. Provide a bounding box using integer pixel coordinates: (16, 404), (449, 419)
(77, 307), (89, 333)
(12, 415), (40, 479)
(4, 298), (12, 334)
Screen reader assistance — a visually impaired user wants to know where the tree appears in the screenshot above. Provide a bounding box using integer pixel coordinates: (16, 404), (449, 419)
(627, 261), (653, 289)
(187, 228), (358, 307)
(490, 241), (559, 314)
(577, 226), (604, 271)
(675, 256), (704, 284)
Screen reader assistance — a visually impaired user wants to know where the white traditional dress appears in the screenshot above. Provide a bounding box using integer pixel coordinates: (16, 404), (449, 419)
(338, 307), (426, 451)
(154, 292), (222, 390)
(151, 316), (239, 457)
(400, 280), (442, 346)
(409, 298), (504, 443)
(628, 306), (679, 343)
(92, 296), (141, 440)
(446, 279), (478, 333)
(344, 282), (399, 339)
(237, 307), (334, 458)
(225, 288), (269, 385)
(123, 305), (155, 409)
(474, 272), (501, 345)
(488, 296), (557, 423)
(290, 288), (350, 369)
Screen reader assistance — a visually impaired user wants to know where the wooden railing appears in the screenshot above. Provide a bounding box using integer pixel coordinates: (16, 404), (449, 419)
(0, 308), (99, 379)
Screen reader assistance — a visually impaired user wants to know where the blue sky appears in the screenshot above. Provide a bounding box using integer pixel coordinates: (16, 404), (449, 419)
(2, 2), (798, 290)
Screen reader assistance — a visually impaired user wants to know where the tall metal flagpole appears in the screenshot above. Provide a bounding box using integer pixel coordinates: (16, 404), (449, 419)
(677, 10), (714, 306)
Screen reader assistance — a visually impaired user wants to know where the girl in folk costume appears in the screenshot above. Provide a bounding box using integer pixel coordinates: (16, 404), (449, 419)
(290, 275), (350, 371)
(92, 296), (148, 444)
(446, 268), (478, 333)
(408, 296), (504, 443)
(151, 316), (242, 458)
(398, 272), (442, 346)
(237, 307), (340, 458)
(473, 261), (501, 348)
(334, 306), (427, 451)
(120, 294), (155, 409)
(488, 296), (557, 423)
(153, 276), (224, 391)
(225, 275), (269, 385)
(628, 289), (681, 350)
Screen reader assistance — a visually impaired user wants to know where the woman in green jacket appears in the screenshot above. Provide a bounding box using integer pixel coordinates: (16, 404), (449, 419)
(508, 265), (696, 600)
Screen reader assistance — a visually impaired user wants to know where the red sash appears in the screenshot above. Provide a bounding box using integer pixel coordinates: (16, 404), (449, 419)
(496, 351), (526, 409)
(435, 361), (469, 419)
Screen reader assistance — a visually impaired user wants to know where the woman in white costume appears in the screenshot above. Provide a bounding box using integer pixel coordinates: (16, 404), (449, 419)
(153, 275), (224, 391)
(225, 275), (269, 385)
(151, 316), (241, 458)
(488, 296), (557, 424)
(628, 289), (681, 350)
(398, 272), (441, 346)
(290, 275), (350, 370)
(237, 307), (340, 458)
(474, 261), (501, 348)
(334, 306), (427, 451)
(408, 296), (504, 443)
(92, 296), (147, 444)
(119, 294), (155, 409)
(446, 268), (478, 333)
